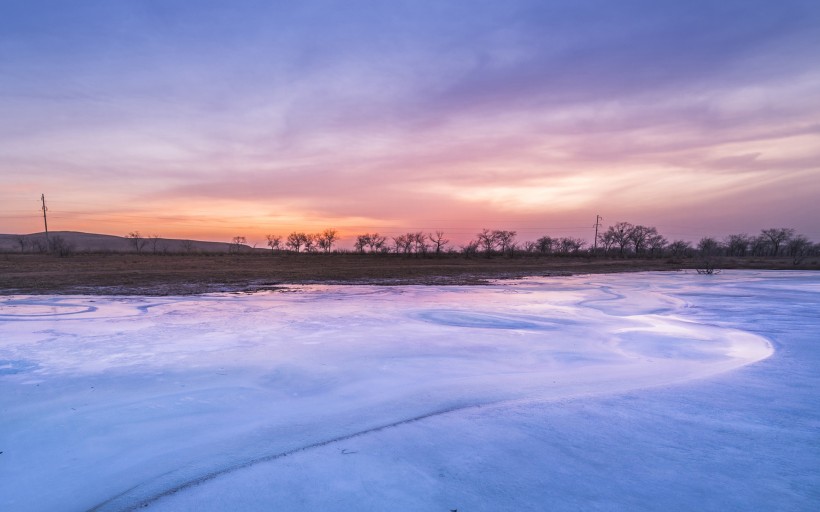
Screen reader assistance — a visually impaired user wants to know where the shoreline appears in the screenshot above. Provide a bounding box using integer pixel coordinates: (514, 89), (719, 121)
(2, 252), (817, 296)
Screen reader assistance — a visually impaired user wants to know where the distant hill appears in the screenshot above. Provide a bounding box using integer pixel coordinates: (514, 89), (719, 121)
(0, 231), (240, 253)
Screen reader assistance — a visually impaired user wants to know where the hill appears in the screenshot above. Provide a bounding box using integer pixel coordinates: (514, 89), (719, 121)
(0, 231), (236, 253)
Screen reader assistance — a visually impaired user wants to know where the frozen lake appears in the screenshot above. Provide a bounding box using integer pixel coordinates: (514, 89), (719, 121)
(1, 271), (818, 511)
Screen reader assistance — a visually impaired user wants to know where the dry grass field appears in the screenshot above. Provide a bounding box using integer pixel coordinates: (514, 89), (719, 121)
(1, 252), (817, 295)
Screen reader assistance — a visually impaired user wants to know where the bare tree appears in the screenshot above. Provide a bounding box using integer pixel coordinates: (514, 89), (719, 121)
(750, 235), (770, 257)
(15, 235), (28, 253)
(354, 234), (368, 253)
(149, 234), (161, 254)
(370, 233), (387, 253)
(668, 240), (692, 258)
(460, 240), (479, 258)
(303, 234), (317, 253)
(596, 231), (614, 255)
(230, 236), (247, 253)
(316, 229), (338, 253)
(760, 228), (794, 256)
(493, 230), (517, 256)
(536, 236), (554, 255)
(401, 233), (414, 254)
(180, 240), (195, 254)
(32, 238), (48, 253)
(410, 232), (427, 255)
(697, 237), (721, 257)
(603, 222), (634, 257)
(392, 234), (407, 254)
(286, 232), (306, 252)
(787, 234), (811, 264)
(266, 234), (282, 252)
(353, 233), (385, 253)
(647, 232), (668, 257)
(429, 231), (449, 256)
(49, 235), (74, 258)
(476, 229), (497, 256)
(724, 234), (751, 257)
(628, 225), (658, 255)
(696, 237), (722, 274)
(569, 237), (586, 254)
(126, 231), (148, 253)
(557, 237), (585, 254)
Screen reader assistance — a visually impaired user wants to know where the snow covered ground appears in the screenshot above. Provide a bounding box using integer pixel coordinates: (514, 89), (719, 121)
(1, 271), (818, 511)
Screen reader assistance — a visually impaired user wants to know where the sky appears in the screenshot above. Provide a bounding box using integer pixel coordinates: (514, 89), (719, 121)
(1, 0), (819, 246)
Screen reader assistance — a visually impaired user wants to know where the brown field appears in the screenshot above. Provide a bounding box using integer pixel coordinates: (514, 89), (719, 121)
(1, 252), (817, 295)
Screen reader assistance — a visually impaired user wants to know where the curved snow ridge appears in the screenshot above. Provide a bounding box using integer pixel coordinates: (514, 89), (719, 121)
(611, 315), (774, 364)
(0, 299), (98, 319)
(85, 400), (495, 512)
(0, 295), (239, 322)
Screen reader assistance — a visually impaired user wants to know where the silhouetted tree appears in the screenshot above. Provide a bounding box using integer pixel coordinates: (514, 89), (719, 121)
(558, 237), (585, 254)
(760, 228), (794, 256)
(724, 234), (751, 257)
(354, 233), (386, 253)
(392, 234), (407, 254)
(597, 231), (615, 255)
(149, 234), (161, 254)
(31, 238), (48, 253)
(536, 236), (554, 254)
(696, 237), (722, 274)
(787, 235), (811, 264)
(411, 232), (428, 255)
(49, 235), (73, 258)
(266, 234), (282, 252)
(476, 229), (497, 256)
(697, 237), (721, 257)
(316, 229), (338, 253)
(429, 231), (449, 255)
(355, 235), (367, 253)
(646, 232), (668, 257)
(750, 235), (770, 257)
(126, 231), (148, 253)
(460, 241), (479, 258)
(493, 230), (517, 256)
(628, 225), (655, 255)
(668, 240), (692, 258)
(15, 235), (28, 253)
(368, 233), (387, 252)
(230, 236), (247, 253)
(303, 234), (317, 253)
(286, 232), (306, 252)
(398, 233), (414, 254)
(603, 222), (634, 257)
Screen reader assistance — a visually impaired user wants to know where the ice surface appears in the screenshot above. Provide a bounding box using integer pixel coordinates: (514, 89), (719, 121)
(0, 271), (817, 511)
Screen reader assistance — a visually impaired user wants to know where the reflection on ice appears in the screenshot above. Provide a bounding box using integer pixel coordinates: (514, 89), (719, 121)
(1, 271), (811, 512)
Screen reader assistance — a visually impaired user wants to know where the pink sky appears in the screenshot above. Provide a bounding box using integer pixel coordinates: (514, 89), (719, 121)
(2, 1), (819, 246)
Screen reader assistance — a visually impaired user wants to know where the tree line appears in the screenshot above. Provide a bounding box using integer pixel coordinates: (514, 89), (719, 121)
(254, 223), (817, 264)
(9, 223), (818, 263)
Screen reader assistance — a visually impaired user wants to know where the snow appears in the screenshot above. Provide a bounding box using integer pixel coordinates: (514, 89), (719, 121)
(0, 271), (818, 511)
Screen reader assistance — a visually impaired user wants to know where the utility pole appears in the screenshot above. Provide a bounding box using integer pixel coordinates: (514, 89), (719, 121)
(593, 214), (602, 252)
(41, 193), (49, 246)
